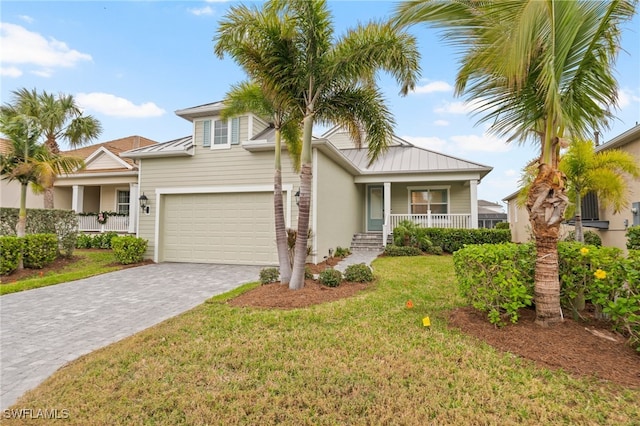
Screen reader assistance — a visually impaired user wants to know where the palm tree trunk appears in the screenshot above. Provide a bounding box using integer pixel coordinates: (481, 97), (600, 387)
(574, 193), (584, 243)
(274, 167), (292, 284)
(17, 182), (27, 269)
(527, 164), (569, 326)
(43, 136), (59, 209)
(289, 114), (314, 290)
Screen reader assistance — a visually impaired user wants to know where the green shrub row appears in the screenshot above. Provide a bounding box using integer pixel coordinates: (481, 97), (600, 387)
(0, 208), (78, 257)
(111, 236), (148, 265)
(76, 232), (120, 249)
(563, 230), (603, 246)
(423, 227), (512, 253)
(454, 243), (640, 351)
(0, 234), (58, 275)
(384, 245), (422, 257)
(628, 226), (640, 250)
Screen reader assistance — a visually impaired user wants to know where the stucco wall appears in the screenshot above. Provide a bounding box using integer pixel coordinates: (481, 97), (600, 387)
(1, 180), (45, 209)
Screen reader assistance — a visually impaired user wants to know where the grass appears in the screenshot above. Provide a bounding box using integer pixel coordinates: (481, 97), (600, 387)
(0, 250), (121, 295)
(5, 256), (640, 425)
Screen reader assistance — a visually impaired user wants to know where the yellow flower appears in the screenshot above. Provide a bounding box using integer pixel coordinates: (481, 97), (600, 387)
(580, 247), (589, 255)
(594, 269), (607, 280)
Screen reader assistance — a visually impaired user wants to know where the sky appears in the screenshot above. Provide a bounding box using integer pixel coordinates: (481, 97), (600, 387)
(1, 1), (639, 206)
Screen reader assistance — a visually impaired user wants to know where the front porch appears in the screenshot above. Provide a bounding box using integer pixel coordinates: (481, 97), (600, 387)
(76, 214), (131, 233)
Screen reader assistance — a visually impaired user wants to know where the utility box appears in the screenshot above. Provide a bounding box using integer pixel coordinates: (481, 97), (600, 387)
(633, 202), (640, 226)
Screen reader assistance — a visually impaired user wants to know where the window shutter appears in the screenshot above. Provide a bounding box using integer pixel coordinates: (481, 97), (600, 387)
(202, 120), (211, 147)
(231, 117), (240, 145)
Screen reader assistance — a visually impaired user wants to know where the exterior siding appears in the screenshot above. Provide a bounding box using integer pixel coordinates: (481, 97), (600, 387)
(86, 153), (124, 170)
(137, 144), (300, 261)
(315, 149), (362, 261)
(1, 180), (45, 209)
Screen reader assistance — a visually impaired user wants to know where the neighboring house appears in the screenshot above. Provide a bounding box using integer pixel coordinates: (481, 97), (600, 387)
(0, 135), (157, 234)
(122, 101), (493, 265)
(477, 199), (507, 229)
(503, 124), (640, 249)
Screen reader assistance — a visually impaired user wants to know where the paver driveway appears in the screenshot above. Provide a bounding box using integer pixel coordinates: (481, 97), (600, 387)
(0, 263), (261, 410)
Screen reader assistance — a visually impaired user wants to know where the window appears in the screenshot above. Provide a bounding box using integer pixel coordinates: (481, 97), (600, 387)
(198, 117), (241, 148)
(117, 190), (130, 215)
(410, 189), (448, 214)
(202, 120), (211, 147)
(214, 119), (228, 146)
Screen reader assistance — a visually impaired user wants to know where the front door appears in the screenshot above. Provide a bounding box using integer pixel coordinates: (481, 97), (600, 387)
(367, 185), (384, 232)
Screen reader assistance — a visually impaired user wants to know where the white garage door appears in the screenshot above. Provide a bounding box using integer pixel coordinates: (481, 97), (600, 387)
(161, 192), (277, 265)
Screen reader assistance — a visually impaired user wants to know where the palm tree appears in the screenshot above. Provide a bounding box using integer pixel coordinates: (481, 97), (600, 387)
(216, 0), (421, 290)
(220, 81), (302, 284)
(1, 88), (102, 208)
(394, 0), (636, 325)
(1, 114), (84, 268)
(560, 139), (640, 243)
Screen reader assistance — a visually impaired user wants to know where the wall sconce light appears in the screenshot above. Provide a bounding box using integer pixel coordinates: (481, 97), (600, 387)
(632, 207), (638, 215)
(294, 189), (300, 206)
(328, 248), (334, 258)
(139, 193), (150, 214)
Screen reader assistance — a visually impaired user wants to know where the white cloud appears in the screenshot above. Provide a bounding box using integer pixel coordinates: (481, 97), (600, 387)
(189, 6), (214, 16)
(434, 101), (471, 114)
(1, 66), (22, 78)
(76, 93), (165, 118)
(19, 15), (34, 24)
(0, 22), (91, 76)
(504, 169), (517, 177)
(433, 119), (449, 127)
(450, 134), (511, 153)
(412, 81), (453, 94)
(31, 68), (53, 78)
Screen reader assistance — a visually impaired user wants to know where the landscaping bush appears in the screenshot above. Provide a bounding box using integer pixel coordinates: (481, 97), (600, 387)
(627, 226), (640, 250)
(111, 236), (147, 265)
(384, 245), (422, 257)
(392, 220), (433, 252)
(0, 236), (23, 275)
(494, 222), (510, 230)
(318, 268), (342, 287)
(344, 263), (374, 282)
(424, 228), (511, 253)
(260, 267), (280, 284)
(0, 208), (78, 257)
(90, 232), (119, 249)
(454, 243), (535, 326)
(76, 233), (93, 249)
(334, 246), (351, 258)
(425, 245), (444, 255)
(563, 230), (602, 247)
(23, 234), (58, 269)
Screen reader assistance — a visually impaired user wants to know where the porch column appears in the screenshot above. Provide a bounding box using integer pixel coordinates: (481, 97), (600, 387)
(71, 185), (84, 213)
(470, 179), (478, 229)
(383, 182), (391, 246)
(129, 183), (138, 234)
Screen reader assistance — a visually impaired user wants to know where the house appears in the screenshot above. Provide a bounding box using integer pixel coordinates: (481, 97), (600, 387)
(1, 137), (47, 209)
(503, 124), (640, 249)
(121, 102), (492, 265)
(0, 135), (157, 233)
(477, 199), (507, 229)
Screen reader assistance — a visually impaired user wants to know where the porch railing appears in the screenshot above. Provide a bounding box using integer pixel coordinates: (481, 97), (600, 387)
(77, 215), (130, 233)
(389, 213), (471, 231)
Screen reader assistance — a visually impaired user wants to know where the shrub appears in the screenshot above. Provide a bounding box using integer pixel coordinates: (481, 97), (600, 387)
(627, 226), (640, 250)
(563, 230), (602, 247)
(426, 245), (444, 255)
(494, 222), (510, 230)
(23, 234), (58, 269)
(424, 228), (511, 253)
(392, 220), (433, 252)
(318, 268), (342, 287)
(0, 208), (78, 257)
(0, 236), (23, 275)
(76, 233), (93, 249)
(111, 236), (147, 265)
(90, 232), (119, 249)
(334, 246), (351, 258)
(260, 267), (280, 284)
(454, 243), (535, 326)
(344, 263), (374, 282)
(383, 245), (422, 257)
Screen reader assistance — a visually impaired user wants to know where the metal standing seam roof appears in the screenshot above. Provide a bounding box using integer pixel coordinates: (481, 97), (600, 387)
(121, 136), (194, 158)
(340, 145), (492, 175)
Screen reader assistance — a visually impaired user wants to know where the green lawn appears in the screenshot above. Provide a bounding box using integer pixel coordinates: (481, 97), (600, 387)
(6, 256), (639, 425)
(0, 250), (121, 295)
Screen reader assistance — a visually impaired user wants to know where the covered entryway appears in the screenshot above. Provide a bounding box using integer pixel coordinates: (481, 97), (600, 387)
(367, 185), (384, 232)
(160, 192), (277, 265)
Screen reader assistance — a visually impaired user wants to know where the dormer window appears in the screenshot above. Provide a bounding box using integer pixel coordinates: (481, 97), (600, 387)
(196, 117), (241, 149)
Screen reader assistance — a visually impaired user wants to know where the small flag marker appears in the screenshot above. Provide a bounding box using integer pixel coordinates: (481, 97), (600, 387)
(422, 316), (431, 327)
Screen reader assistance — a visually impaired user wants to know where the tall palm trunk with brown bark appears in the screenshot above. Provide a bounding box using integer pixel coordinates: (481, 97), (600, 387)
(274, 132), (292, 284)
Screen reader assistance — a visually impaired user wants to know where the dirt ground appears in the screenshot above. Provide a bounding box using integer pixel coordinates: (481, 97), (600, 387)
(4, 254), (638, 388)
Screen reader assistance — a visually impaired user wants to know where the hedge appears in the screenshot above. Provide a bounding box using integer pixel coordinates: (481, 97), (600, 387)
(423, 228), (511, 253)
(0, 236), (23, 275)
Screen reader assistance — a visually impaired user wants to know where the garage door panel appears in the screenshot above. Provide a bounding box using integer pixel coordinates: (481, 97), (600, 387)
(161, 192), (277, 265)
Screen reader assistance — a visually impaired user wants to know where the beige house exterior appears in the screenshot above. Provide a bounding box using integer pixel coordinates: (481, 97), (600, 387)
(123, 102), (493, 265)
(1, 136), (157, 233)
(503, 124), (640, 249)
